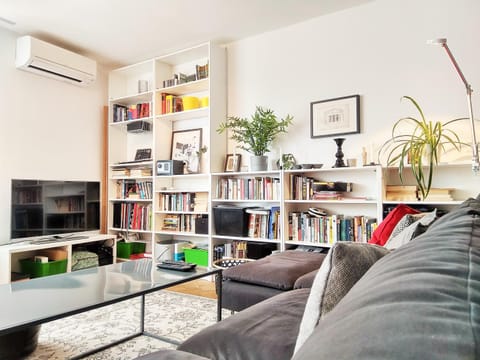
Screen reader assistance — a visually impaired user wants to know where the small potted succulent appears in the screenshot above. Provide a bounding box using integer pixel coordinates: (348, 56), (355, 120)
(217, 106), (293, 171)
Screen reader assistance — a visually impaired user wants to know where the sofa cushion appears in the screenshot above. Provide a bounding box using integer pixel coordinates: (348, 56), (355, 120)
(222, 279), (284, 312)
(222, 250), (326, 290)
(178, 288), (310, 360)
(293, 197), (480, 360)
(368, 203), (420, 246)
(384, 208), (437, 249)
(294, 242), (389, 353)
(293, 269), (318, 289)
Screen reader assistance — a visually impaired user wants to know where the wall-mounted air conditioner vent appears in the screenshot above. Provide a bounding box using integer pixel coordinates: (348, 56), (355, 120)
(15, 36), (97, 86)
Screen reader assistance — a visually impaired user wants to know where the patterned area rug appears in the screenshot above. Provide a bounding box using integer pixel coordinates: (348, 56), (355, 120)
(26, 291), (228, 359)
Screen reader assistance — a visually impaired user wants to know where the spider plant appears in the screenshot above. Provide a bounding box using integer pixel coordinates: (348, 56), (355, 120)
(379, 96), (466, 200)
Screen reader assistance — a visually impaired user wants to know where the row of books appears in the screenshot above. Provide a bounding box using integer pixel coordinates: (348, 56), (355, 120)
(288, 212), (377, 243)
(289, 174), (352, 200)
(52, 198), (84, 212)
(213, 240), (248, 261)
(385, 185), (454, 202)
(112, 202), (152, 230)
(115, 180), (152, 200)
(13, 188), (42, 204)
(159, 192), (208, 212)
(215, 176), (281, 201)
(161, 213), (204, 233)
(112, 102), (151, 122)
(246, 207), (280, 240)
(158, 93), (184, 114)
(162, 64), (209, 88)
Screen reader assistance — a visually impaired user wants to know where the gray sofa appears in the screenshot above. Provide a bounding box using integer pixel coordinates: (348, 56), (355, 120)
(138, 197), (480, 359)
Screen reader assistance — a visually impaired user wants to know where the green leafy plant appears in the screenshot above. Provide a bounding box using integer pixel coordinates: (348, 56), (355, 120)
(379, 96), (466, 200)
(217, 106), (293, 156)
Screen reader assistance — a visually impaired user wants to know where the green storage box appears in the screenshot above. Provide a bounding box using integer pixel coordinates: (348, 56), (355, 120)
(20, 258), (68, 278)
(184, 248), (209, 266)
(117, 241), (146, 259)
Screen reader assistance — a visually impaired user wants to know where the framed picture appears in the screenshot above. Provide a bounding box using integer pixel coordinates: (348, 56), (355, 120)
(171, 128), (202, 173)
(224, 154), (241, 172)
(310, 95), (360, 138)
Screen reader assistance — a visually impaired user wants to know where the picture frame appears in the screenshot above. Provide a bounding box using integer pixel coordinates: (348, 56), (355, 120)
(310, 95), (360, 138)
(224, 154), (242, 172)
(171, 128), (202, 173)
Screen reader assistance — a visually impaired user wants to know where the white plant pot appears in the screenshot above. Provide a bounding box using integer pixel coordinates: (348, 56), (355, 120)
(250, 155), (268, 171)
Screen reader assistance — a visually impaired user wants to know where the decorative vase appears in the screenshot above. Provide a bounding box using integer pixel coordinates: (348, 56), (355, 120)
(250, 155), (268, 171)
(333, 138), (347, 168)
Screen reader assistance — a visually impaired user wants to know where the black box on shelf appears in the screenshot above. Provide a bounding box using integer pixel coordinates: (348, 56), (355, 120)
(195, 215), (208, 234)
(127, 120), (151, 133)
(247, 242), (277, 260)
(213, 206), (250, 237)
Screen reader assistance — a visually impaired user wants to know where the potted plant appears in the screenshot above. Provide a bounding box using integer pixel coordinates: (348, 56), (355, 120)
(217, 106), (293, 171)
(379, 96), (465, 200)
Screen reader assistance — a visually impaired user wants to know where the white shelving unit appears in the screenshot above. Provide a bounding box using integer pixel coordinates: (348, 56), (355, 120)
(382, 163), (478, 214)
(0, 233), (116, 284)
(107, 43), (227, 265)
(282, 166), (383, 249)
(108, 46), (479, 268)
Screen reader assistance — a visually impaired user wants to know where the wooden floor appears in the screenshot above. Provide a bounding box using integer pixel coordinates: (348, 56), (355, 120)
(168, 279), (217, 299)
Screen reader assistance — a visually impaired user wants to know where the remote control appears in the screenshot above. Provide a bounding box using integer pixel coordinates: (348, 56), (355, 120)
(156, 260), (197, 272)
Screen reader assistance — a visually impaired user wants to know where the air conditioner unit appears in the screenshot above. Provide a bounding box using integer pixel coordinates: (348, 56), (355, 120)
(15, 36), (97, 86)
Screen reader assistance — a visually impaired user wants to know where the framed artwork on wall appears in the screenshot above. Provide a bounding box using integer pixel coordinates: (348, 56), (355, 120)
(310, 95), (360, 138)
(224, 154), (241, 172)
(171, 128), (202, 173)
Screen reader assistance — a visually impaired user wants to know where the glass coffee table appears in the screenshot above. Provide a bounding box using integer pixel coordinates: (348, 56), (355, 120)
(0, 259), (222, 359)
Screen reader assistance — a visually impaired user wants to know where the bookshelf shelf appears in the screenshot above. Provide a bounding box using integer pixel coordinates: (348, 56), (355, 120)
(155, 107), (209, 122)
(156, 78), (209, 96)
(109, 116), (153, 127)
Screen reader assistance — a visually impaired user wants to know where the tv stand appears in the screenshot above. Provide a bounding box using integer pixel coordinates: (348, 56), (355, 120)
(0, 233), (117, 284)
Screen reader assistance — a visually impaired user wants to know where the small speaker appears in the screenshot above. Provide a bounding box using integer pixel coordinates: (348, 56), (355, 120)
(156, 160), (184, 175)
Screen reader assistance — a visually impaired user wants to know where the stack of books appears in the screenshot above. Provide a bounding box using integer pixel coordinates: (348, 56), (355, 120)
(385, 185), (418, 201)
(129, 168), (152, 177)
(112, 168), (130, 178)
(193, 192), (209, 212)
(423, 188), (454, 201)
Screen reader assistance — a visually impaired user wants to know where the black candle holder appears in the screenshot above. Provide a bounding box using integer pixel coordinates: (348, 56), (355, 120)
(333, 138), (347, 168)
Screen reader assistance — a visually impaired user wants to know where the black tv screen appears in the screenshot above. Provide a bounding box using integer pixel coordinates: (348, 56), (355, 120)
(11, 179), (100, 240)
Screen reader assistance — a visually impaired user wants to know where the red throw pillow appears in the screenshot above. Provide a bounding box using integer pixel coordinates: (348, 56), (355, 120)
(368, 204), (420, 246)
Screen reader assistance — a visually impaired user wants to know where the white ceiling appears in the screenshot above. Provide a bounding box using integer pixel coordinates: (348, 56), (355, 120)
(0, 0), (372, 68)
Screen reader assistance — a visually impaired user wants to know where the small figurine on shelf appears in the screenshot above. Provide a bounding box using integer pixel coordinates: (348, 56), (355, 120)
(333, 138), (347, 168)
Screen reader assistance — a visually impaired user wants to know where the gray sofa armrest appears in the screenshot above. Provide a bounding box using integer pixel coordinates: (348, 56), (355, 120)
(293, 269), (318, 289)
(134, 349), (209, 360)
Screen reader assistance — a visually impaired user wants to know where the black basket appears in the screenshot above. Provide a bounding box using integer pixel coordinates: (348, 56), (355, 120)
(213, 258), (254, 269)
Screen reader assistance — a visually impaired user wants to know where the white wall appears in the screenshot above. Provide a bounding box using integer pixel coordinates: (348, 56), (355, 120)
(0, 28), (108, 244)
(226, 0), (480, 168)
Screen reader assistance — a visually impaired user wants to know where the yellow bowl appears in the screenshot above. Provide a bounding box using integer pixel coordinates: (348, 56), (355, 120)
(182, 96), (200, 110)
(200, 96), (209, 108)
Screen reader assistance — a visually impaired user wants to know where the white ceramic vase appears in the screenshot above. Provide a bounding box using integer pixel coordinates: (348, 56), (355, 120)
(250, 155), (268, 171)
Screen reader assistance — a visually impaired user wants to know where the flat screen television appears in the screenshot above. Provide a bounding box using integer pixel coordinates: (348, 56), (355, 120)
(11, 179), (100, 241)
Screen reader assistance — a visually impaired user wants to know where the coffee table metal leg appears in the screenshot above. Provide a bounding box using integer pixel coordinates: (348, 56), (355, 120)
(216, 272), (222, 322)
